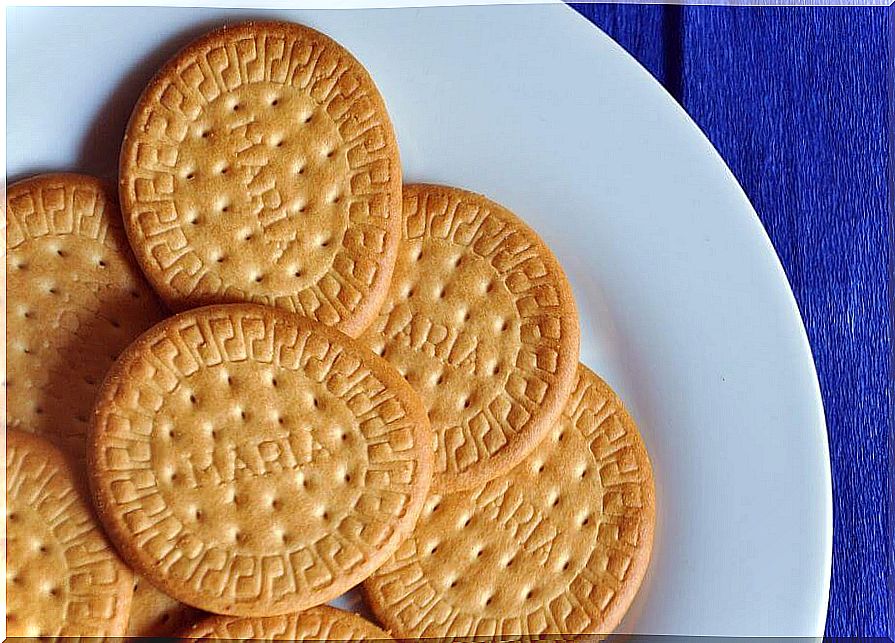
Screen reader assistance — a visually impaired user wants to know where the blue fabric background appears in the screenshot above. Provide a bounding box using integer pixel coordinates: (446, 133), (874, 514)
(569, 5), (892, 637)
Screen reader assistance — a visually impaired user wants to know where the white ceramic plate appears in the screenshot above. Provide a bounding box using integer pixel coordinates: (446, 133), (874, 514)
(7, 4), (831, 637)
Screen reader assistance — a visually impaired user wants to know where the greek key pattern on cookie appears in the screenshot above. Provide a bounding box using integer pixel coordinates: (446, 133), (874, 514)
(368, 186), (578, 480)
(6, 176), (119, 251)
(124, 24), (398, 327)
(365, 367), (653, 637)
(187, 606), (391, 641)
(7, 434), (132, 636)
(93, 307), (424, 611)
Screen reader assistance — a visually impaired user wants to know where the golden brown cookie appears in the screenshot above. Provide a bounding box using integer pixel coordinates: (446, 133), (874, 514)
(6, 430), (135, 637)
(127, 576), (204, 638)
(360, 184), (579, 492)
(88, 303), (433, 616)
(119, 20), (401, 337)
(179, 605), (393, 640)
(363, 364), (655, 639)
(5, 173), (167, 460)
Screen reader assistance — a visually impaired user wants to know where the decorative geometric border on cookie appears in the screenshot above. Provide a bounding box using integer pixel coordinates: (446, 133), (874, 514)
(119, 21), (401, 337)
(363, 364), (655, 639)
(7, 174), (120, 250)
(88, 303), (432, 616)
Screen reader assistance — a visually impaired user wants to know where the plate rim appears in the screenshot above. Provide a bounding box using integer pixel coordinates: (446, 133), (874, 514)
(562, 5), (832, 634)
(4, 3), (834, 635)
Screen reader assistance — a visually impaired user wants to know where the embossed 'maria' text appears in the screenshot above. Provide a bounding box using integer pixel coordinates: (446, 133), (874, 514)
(179, 432), (330, 489)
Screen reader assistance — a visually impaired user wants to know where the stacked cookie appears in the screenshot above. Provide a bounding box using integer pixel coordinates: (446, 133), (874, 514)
(5, 20), (655, 641)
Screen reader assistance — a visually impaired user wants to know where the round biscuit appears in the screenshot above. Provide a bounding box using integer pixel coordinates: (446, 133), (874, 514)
(5, 173), (167, 460)
(88, 303), (433, 616)
(6, 430), (135, 637)
(363, 364), (655, 639)
(119, 21), (402, 337)
(179, 605), (393, 640)
(360, 184), (580, 492)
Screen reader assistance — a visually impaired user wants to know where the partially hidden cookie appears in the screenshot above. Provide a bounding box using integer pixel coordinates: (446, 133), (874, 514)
(179, 605), (393, 640)
(360, 184), (579, 492)
(364, 364), (655, 639)
(6, 430), (135, 637)
(127, 576), (204, 638)
(119, 20), (402, 337)
(88, 303), (433, 616)
(5, 173), (167, 460)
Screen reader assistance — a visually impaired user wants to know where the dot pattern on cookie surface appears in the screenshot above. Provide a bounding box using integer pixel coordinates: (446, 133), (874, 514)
(5, 174), (166, 460)
(363, 365), (655, 639)
(89, 304), (432, 616)
(6, 430), (134, 637)
(361, 184), (579, 492)
(120, 21), (401, 337)
(181, 605), (393, 641)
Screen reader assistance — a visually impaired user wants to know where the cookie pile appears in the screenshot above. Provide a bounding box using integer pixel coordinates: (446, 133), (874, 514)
(6, 20), (655, 641)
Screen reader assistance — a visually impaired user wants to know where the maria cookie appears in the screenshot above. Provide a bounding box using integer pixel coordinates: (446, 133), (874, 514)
(6, 430), (134, 637)
(88, 303), (432, 616)
(361, 184), (579, 492)
(364, 364), (655, 639)
(119, 21), (402, 337)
